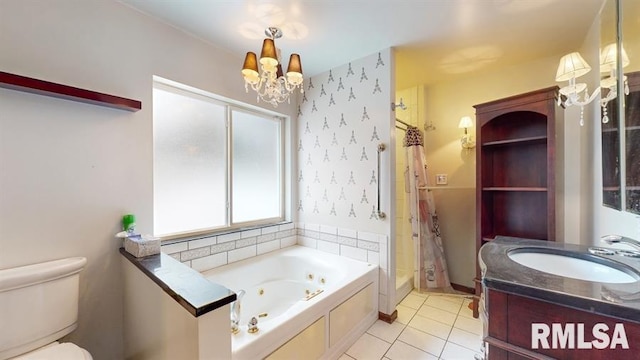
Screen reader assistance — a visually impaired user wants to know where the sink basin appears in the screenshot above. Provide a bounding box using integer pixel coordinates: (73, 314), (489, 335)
(507, 248), (639, 284)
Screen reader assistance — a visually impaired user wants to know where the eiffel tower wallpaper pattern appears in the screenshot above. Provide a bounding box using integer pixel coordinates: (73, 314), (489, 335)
(297, 50), (392, 232)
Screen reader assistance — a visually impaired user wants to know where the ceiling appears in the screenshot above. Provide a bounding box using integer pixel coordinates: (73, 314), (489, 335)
(119, 0), (605, 90)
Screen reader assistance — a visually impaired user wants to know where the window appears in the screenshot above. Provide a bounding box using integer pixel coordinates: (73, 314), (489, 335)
(153, 80), (284, 237)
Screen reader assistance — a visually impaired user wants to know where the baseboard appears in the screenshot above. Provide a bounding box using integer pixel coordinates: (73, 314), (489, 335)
(378, 310), (398, 324)
(451, 282), (474, 294)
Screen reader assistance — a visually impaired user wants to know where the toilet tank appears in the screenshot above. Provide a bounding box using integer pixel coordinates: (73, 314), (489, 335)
(0, 257), (87, 360)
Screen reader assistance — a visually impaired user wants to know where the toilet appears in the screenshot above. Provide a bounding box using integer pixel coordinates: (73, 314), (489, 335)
(0, 257), (93, 360)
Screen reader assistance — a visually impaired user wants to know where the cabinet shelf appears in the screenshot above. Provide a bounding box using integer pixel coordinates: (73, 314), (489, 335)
(481, 135), (547, 147)
(0, 71), (141, 111)
(473, 86), (559, 319)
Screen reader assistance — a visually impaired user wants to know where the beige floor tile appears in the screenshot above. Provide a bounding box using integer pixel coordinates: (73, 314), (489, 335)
(416, 305), (458, 326)
(386, 340), (438, 360)
(424, 296), (462, 314)
(408, 314), (452, 340)
(367, 319), (406, 343)
(338, 354), (356, 360)
(410, 289), (429, 298)
(400, 293), (426, 310)
(397, 327), (446, 357)
(453, 315), (482, 335)
(457, 302), (476, 319)
(439, 341), (482, 360)
(346, 332), (391, 360)
(396, 304), (418, 325)
(447, 327), (483, 352)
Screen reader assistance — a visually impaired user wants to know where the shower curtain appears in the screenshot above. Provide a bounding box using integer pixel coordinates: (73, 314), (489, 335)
(404, 127), (453, 292)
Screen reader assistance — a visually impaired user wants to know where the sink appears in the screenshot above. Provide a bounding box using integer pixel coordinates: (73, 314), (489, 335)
(507, 248), (640, 284)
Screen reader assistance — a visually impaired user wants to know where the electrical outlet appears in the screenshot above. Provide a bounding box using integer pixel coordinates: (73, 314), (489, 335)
(436, 174), (448, 185)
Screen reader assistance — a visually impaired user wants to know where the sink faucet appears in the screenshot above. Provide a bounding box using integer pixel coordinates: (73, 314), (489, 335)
(602, 234), (640, 251)
(231, 290), (245, 334)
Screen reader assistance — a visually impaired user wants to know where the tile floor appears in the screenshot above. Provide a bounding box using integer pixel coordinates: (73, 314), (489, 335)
(341, 290), (484, 360)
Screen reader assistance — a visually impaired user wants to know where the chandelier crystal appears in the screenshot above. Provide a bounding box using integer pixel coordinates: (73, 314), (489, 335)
(241, 27), (304, 107)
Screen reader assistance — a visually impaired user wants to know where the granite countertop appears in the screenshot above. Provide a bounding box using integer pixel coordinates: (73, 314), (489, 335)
(480, 237), (640, 323)
(120, 248), (236, 317)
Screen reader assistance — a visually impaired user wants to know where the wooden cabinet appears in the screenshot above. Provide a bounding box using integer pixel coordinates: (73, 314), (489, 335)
(485, 289), (640, 359)
(472, 87), (562, 317)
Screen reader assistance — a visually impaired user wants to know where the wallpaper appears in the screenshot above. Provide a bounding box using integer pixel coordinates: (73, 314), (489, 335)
(296, 49), (392, 235)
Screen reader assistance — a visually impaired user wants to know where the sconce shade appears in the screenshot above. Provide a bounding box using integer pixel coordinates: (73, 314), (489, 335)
(241, 52), (259, 84)
(600, 43), (631, 72)
(555, 52), (591, 82)
(286, 53), (303, 85)
(458, 116), (473, 129)
(259, 38), (278, 70)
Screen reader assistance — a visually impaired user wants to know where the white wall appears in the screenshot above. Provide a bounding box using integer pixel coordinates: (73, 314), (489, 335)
(0, 1), (295, 358)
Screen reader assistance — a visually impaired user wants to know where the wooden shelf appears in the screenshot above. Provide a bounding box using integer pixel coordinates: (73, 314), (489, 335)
(482, 187), (547, 192)
(0, 71), (141, 111)
(481, 135), (547, 147)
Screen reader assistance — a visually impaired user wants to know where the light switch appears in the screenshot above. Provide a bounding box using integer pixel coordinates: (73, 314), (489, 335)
(436, 174), (448, 185)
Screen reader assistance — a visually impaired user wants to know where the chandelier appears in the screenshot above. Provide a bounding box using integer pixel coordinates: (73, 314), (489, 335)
(241, 27), (304, 107)
(555, 45), (630, 126)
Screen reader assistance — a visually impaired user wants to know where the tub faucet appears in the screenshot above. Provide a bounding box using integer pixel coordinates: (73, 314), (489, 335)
(248, 316), (259, 334)
(602, 234), (640, 252)
(231, 290), (245, 334)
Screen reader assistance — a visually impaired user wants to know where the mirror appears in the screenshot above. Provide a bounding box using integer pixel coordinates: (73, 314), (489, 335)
(623, 0), (640, 214)
(601, 0), (621, 210)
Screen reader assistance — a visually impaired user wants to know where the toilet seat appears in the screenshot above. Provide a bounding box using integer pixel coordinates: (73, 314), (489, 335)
(11, 342), (92, 360)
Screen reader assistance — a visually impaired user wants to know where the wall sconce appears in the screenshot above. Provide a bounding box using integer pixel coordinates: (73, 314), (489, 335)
(555, 46), (629, 126)
(458, 116), (475, 149)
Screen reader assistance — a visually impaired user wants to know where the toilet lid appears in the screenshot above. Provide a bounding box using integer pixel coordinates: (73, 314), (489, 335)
(12, 342), (92, 360)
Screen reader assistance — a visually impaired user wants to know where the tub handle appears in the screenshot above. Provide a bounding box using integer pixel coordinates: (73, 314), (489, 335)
(248, 316), (259, 334)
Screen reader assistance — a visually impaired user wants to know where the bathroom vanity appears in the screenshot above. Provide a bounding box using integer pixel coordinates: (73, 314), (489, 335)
(479, 237), (640, 359)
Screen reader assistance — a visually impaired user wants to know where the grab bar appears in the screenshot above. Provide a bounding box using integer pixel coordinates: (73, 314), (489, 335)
(376, 143), (386, 220)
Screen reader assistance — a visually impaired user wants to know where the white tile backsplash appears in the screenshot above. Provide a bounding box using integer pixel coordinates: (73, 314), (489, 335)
(357, 231), (379, 242)
(338, 227), (357, 238)
(228, 245), (256, 263)
(340, 244), (368, 261)
(161, 242), (188, 254)
(187, 236), (216, 249)
(317, 240), (340, 254)
(217, 232), (241, 243)
(257, 239), (281, 255)
(241, 229), (261, 238)
(191, 253), (227, 272)
(280, 236), (297, 248)
(320, 224), (338, 234)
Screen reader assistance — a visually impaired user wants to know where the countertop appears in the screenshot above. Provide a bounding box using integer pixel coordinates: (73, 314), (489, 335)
(479, 237), (640, 323)
(120, 248), (236, 317)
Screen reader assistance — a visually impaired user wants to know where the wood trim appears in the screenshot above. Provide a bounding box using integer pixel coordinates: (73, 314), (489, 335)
(0, 71), (142, 111)
(485, 337), (556, 360)
(451, 282), (475, 294)
(378, 310), (398, 324)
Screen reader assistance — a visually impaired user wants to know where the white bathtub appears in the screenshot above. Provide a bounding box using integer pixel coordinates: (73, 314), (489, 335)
(202, 245), (379, 360)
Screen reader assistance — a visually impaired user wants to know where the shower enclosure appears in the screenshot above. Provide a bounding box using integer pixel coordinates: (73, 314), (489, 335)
(394, 105), (415, 304)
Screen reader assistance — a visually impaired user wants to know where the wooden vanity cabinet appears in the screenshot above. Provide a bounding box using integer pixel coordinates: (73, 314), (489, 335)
(485, 288), (640, 359)
(472, 87), (562, 318)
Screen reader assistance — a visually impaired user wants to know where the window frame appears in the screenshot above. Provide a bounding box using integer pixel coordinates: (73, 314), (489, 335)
(152, 77), (287, 240)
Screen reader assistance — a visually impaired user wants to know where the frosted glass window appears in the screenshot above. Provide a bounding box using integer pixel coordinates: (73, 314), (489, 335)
(153, 85), (227, 236)
(153, 80), (285, 238)
(232, 110), (281, 223)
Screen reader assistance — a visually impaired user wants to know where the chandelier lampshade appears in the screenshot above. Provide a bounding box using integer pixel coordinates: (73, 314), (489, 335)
(241, 27), (304, 107)
(259, 38), (278, 71)
(241, 52), (259, 85)
(286, 53), (303, 86)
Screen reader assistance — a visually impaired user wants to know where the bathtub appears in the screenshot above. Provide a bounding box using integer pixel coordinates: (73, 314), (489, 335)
(202, 245), (379, 360)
